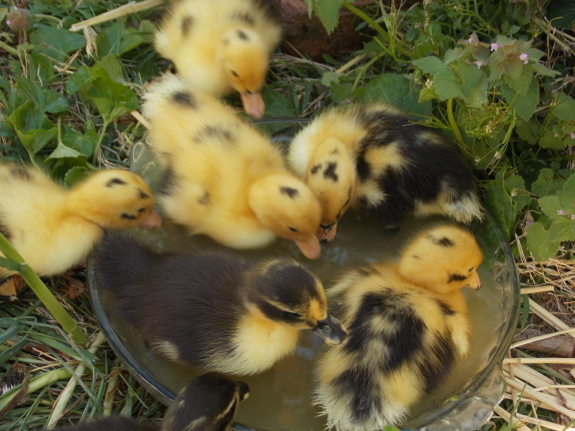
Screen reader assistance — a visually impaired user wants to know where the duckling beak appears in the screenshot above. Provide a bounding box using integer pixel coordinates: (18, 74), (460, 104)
(312, 315), (347, 345)
(294, 236), (321, 259)
(241, 91), (264, 119)
(466, 271), (481, 290)
(138, 209), (163, 229)
(317, 222), (338, 242)
(236, 381), (250, 402)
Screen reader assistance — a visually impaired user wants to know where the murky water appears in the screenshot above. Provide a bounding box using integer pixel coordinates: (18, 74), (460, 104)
(88, 141), (517, 431)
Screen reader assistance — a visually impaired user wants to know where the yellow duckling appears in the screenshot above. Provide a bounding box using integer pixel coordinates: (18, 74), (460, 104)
(163, 372), (249, 431)
(288, 104), (483, 241)
(0, 164), (161, 298)
(142, 74), (322, 259)
(56, 372), (249, 431)
(94, 233), (347, 375)
(314, 224), (483, 430)
(154, 0), (282, 119)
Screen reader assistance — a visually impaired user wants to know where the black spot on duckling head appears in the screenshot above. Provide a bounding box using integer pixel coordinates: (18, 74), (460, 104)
(121, 213), (138, 220)
(310, 163), (322, 175)
(236, 29), (249, 41)
(9, 165), (31, 181)
(280, 186), (299, 199)
(429, 235), (455, 247)
(448, 273), (467, 283)
(181, 15), (194, 37)
(106, 177), (128, 187)
(55, 416), (159, 431)
(323, 162), (339, 182)
(138, 189), (150, 200)
(158, 166), (177, 196)
(195, 125), (234, 144)
(172, 91), (196, 109)
(231, 11), (255, 26)
(163, 372), (248, 431)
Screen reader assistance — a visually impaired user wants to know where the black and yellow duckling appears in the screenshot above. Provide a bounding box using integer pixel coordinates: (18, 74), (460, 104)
(94, 233), (347, 375)
(56, 373), (249, 431)
(314, 224), (484, 430)
(288, 104), (483, 241)
(163, 372), (249, 431)
(142, 74), (322, 260)
(0, 164), (162, 299)
(154, 0), (282, 119)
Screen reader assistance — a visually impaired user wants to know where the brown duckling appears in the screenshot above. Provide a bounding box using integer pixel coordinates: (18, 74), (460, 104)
(288, 104), (483, 241)
(94, 233), (346, 376)
(314, 224), (484, 430)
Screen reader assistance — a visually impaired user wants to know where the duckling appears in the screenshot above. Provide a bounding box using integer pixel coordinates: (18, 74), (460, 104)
(56, 373), (248, 431)
(154, 0), (282, 119)
(94, 233), (347, 375)
(163, 372), (249, 431)
(142, 74), (322, 259)
(0, 164), (162, 298)
(314, 224), (483, 430)
(288, 104), (483, 241)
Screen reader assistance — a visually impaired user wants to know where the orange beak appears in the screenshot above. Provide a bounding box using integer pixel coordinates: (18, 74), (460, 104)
(295, 236), (321, 259)
(138, 209), (163, 229)
(241, 92), (265, 119)
(466, 271), (481, 290)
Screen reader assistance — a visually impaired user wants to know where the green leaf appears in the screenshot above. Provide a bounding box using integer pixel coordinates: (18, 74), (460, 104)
(531, 62), (560, 77)
(503, 66), (533, 97)
(30, 24), (85, 62)
(433, 69), (464, 101)
(330, 81), (352, 103)
(361, 73), (429, 117)
(6, 100), (52, 133)
(539, 128), (567, 149)
(554, 93), (575, 121)
(505, 174), (531, 209)
(257, 87), (298, 134)
(63, 127), (98, 157)
(458, 61), (483, 94)
(504, 78), (539, 121)
(548, 218), (574, 242)
(443, 49), (464, 64)
(412, 56), (446, 75)
(484, 170), (519, 240)
(531, 168), (564, 197)
(86, 70), (139, 124)
(516, 119), (540, 145)
(67, 66), (94, 95)
(309, 0), (344, 34)
(539, 195), (564, 221)
(96, 21), (154, 56)
(16, 127), (57, 155)
(46, 141), (86, 161)
(14, 75), (68, 114)
(557, 174), (575, 213)
(546, 0), (575, 28)
(64, 166), (92, 188)
(527, 222), (560, 261)
(321, 71), (342, 87)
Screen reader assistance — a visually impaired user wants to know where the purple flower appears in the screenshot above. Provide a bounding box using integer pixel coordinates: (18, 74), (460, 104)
(520, 53), (528, 64)
(572, 214), (575, 220)
(473, 61), (485, 69)
(570, 132), (575, 139)
(490, 43), (499, 51)
(558, 209), (567, 216)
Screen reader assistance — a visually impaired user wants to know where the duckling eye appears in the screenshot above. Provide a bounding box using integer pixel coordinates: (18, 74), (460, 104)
(137, 207), (146, 214)
(468, 267), (474, 272)
(288, 226), (298, 233)
(231, 70), (239, 77)
(246, 90), (253, 95)
(284, 311), (302, 319)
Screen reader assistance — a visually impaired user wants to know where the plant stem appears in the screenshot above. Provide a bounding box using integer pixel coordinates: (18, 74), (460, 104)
(92, 119), (111, 164)
(0, 40), (19, 56)
(446, 98), (465, 148)
(0, 233), (88, 345)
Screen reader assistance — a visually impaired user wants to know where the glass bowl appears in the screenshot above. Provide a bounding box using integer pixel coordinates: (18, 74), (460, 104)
(87, 120), (519, 431)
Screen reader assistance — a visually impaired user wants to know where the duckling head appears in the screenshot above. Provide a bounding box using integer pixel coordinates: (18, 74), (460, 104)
(396, 225), (484, 295)
(305, 138), (356, 242)
(249, 174), (322, 259)
(67, 170), (162, 230)
(245, 259), (347, 345)
(219, 28), (268, 119)
(163, 372), (249, 431)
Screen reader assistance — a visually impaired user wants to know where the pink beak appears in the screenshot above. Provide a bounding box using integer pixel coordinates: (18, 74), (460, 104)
(466, 272), (481, 290)
(295, 236), (321, 259)
(138, 209), (163, 229)
(241, 92), (265, 119)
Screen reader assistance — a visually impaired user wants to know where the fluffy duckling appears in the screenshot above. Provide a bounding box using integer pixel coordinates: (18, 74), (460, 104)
(0, 164), (162, 297)
(288, 104), (483, 241)
(163, 372), (249, 431)
(142, 74), (322, 259)
(94, 233), (346, 375)
(314, 224), (483, 430)
(154, 0), (282, 119)
(56, 373), (249, 431)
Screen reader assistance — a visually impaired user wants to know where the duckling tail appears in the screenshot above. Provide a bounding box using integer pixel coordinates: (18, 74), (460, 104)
(93, 233), (156, 292)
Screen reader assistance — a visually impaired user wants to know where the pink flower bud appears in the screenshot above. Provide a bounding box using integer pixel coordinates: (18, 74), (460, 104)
(6, 7), (31, 31)
(490, 43), (499, 51)
(558, 209), (567, 215)
(519, 53), (528, 64)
